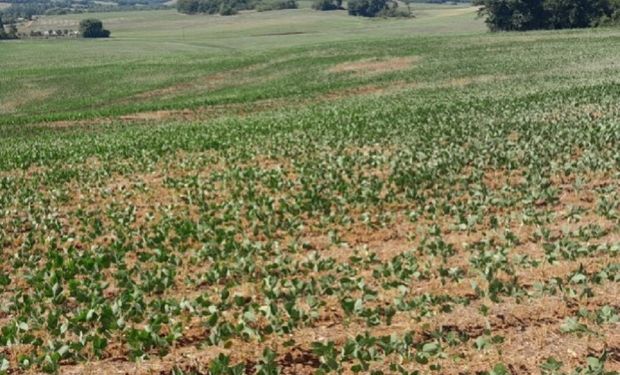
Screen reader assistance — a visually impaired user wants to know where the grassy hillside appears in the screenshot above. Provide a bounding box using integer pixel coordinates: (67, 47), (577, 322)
(1, 5), (483, 123)
(1, 6), (619, 375)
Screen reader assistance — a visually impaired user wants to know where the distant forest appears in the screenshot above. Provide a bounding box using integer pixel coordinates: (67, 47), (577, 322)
(0, 0), (169, 22)
(0, 0), (467, 23)
(176, 0), (468, 17)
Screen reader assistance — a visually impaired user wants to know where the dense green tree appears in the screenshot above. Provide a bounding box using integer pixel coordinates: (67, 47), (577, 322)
(473, 0), (545, 31)
(474, 0), (620, 30)
(79, 19), (111, 38)
(544, 0), (613, 28)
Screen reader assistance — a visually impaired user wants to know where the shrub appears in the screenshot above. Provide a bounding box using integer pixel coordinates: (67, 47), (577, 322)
(177, 0), (201, 13)
(79, 18), (110, 38)
(219, 2), (238, 14)
(312, 0), (343, 10)
(256, 0), (297, 11)
(598, 10), (620, 24)
(348, 0), (388, 17)
(378, 1), (411, 17)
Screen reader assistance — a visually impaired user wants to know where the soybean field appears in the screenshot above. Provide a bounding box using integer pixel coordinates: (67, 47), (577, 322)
(0, 6), (619, 375)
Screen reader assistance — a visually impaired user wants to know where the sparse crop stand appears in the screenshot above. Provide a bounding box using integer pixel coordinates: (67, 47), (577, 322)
(0, 5), (619, 375)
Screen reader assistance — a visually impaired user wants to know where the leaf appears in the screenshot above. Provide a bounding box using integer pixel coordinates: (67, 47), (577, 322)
(0, 272), (10, 287)
(560, 317), (588, 334)
(540, 356), (563, 373)
(422, 342), (440, 355)
(586, 356), (603, 371)
(474, 336), (490, 350)
(0, 358), (9, 372)
(57, 345), (70, 356)
(490, 363), (509, 375)
(570, 273), (587, 284)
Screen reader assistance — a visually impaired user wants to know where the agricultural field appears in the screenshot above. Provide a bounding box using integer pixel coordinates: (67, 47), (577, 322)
(1, 5), (620, 375)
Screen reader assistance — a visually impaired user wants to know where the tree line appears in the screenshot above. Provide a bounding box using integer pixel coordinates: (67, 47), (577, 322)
(176, 0), (296, 15)
(177, 0), (620, 22)
(177, 0), (411, 16)
(474, 0), (620, 31)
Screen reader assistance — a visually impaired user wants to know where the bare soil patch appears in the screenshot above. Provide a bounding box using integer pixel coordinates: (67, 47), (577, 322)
(0, 87), (55, 114)
(328, 56), (419, 76)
